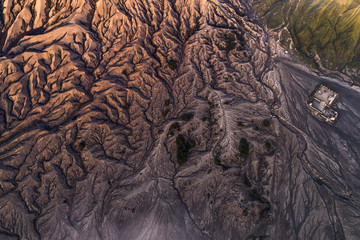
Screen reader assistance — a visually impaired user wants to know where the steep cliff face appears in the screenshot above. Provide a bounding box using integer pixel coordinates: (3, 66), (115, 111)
(0, 0), (359, 240)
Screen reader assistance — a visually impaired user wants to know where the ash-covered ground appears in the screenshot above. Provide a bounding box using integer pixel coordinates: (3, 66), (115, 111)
(0, 0), (359, 239)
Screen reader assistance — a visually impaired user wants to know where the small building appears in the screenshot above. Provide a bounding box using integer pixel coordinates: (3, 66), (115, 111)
(308, 84), (339, 123)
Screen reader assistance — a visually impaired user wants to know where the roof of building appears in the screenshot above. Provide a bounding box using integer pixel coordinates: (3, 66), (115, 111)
(312, 85), (338, 107)
(309, 84), (339, 123)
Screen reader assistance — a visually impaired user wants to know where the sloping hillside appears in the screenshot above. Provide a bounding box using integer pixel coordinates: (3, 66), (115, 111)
(254, 0), (360, 77)
(0, 0), (360, 239)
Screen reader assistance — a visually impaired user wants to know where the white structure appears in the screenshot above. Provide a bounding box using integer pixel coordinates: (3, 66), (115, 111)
(308, 85), (339, 123)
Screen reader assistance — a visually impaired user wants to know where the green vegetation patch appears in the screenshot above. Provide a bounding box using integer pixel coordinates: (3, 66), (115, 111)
(164, 99), (170, 106)
(215, 158), (222, 166)
(169, 122), (181, 136)
(168, 60), (178, 71)
(265, 141), (272, 150)
(78, 141), (86, 151)
(176, 134), (195, 164)
(249, 188), (262, 201)
(239, 138), (250, 158)
(262, 119), (270, 127)
(181, 113), (194, 121)
(223, 33), (237, 53)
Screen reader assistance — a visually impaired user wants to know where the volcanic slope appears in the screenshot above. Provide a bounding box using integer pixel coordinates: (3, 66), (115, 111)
(0, 0), (359, 239)
(253, 0), (360, 80)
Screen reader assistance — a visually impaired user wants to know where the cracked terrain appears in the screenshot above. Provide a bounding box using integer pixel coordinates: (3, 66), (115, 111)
(0, 0), (359, 239)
